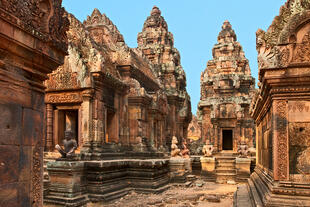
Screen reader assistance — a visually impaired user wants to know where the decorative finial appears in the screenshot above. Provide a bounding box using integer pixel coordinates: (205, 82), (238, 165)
(91, 8), (102, 17)
(218, 20), (237, 42)
(151, 6), (161, 16)
(222, 20), (232, 30)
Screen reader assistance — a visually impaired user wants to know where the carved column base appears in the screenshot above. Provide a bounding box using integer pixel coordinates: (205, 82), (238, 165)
(44, 161), (88, 207)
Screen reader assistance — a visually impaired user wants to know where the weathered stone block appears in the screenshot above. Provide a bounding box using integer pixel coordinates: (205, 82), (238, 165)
(169, 158), (187, 183)
(45, 161), (88, 207)
(22, 108), (42, 146)
(0, 103), (22, 146)
(0, 145), (20, 184)
(235, 157), (251, 182)
(200, 157), (216, 172)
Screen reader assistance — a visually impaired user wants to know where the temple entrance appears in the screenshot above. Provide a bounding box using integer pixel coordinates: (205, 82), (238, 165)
(222, 129), (233, 150)
(106, 109), (116, 143)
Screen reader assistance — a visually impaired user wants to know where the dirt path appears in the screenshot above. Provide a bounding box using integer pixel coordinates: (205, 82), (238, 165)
(92, 181), (238, 207)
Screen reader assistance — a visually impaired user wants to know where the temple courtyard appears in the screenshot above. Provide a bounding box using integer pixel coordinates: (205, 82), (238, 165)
(86, 182), (238, 207)
(1, 0), (310, 207)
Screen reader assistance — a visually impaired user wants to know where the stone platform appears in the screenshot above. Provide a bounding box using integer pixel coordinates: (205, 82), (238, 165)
(44, 158), (169, 206)
(169, 158), (192, 183)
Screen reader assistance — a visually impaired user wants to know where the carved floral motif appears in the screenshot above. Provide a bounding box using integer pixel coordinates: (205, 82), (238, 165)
(46, 93), (82, 103)
(32, 144), (42, 206)
(293, 32), (310, 63)
(0, 0), (68, 51)
(46, 69), (79, 90)
(275, 100), (288, 180)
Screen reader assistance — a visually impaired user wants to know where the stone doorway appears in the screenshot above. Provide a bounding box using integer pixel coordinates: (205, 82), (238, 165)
(106, 109), (116, 143)
(55, 109), (79, 146)
(222, 129), (233, 150)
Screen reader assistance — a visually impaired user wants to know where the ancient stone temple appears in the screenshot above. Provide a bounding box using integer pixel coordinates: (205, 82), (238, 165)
(198, 21), (256, 152)
(43, 6), (192, 206)
(44, 8), (175, 158)
(0, 0), (68, 206)
(235, 0), (310, 206)
(137, 6), (192, 147)
(198, 21), (256, 183)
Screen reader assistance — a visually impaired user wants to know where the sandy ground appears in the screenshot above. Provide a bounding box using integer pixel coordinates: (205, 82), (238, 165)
(94, 180), (238, 207)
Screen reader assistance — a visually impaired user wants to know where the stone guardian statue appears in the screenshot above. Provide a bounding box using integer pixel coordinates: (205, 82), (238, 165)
(55, 130), (78, 158)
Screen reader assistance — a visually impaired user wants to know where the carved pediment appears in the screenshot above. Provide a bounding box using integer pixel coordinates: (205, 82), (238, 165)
(0, 0), (69, 52)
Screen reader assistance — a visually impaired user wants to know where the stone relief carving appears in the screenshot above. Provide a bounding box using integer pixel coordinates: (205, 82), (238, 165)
(46, 93), (82, 103)
(275, 100), (288, 180)
(0, 0), (69, 51)
(293, 32), (310, 63)
(32, 144), (42, 206)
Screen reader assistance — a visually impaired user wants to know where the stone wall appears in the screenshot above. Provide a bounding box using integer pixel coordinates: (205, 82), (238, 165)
(240, 0), (310, 206)
(0, 0), (68, 206)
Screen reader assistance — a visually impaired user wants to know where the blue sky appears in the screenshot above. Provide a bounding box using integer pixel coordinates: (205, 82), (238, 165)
(63, 0), (286, 114)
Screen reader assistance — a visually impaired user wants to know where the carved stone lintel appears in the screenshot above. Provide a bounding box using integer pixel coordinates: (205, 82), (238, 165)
(46, 92), (82, 104)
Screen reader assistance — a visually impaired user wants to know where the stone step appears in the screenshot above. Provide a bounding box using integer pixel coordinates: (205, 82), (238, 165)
(216, 169), (237, 174)
(216, 166), (236, 171)
(216, 157), (236, 161)
(217, 162), (235, 166)
(216, 172), (237, 176)
(217, 161), (235, 165)
(216, 151), (238, 157)
(217, 165), (235, 169)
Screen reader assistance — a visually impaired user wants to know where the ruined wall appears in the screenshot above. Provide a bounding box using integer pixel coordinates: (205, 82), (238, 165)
(0, 0), (68, 206)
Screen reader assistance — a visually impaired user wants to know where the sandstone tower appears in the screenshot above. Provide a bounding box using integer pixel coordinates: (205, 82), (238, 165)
(198, 21), (256, 152)
(137, 6), (192, 146)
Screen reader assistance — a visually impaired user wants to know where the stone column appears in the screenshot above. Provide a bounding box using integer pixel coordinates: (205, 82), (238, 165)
(272, 100), (289, 181)
(214, 125), (218, 151)
(81, 90), (93, 152)
(46, 104), (53, 151)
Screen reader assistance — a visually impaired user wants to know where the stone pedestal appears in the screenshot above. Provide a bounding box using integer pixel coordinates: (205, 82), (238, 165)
(169, 158), (187, 183)
(184, 158), (192, 173)
(235, 157), (251, 182)
(200, 157), (216, 181)
(44, 161), (88, 207)
(85, 159), (169, 204)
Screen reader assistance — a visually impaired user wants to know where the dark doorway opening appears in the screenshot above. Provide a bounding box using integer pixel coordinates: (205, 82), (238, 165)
(222, 130), (233, 150)
(57, 109), (79, 146)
